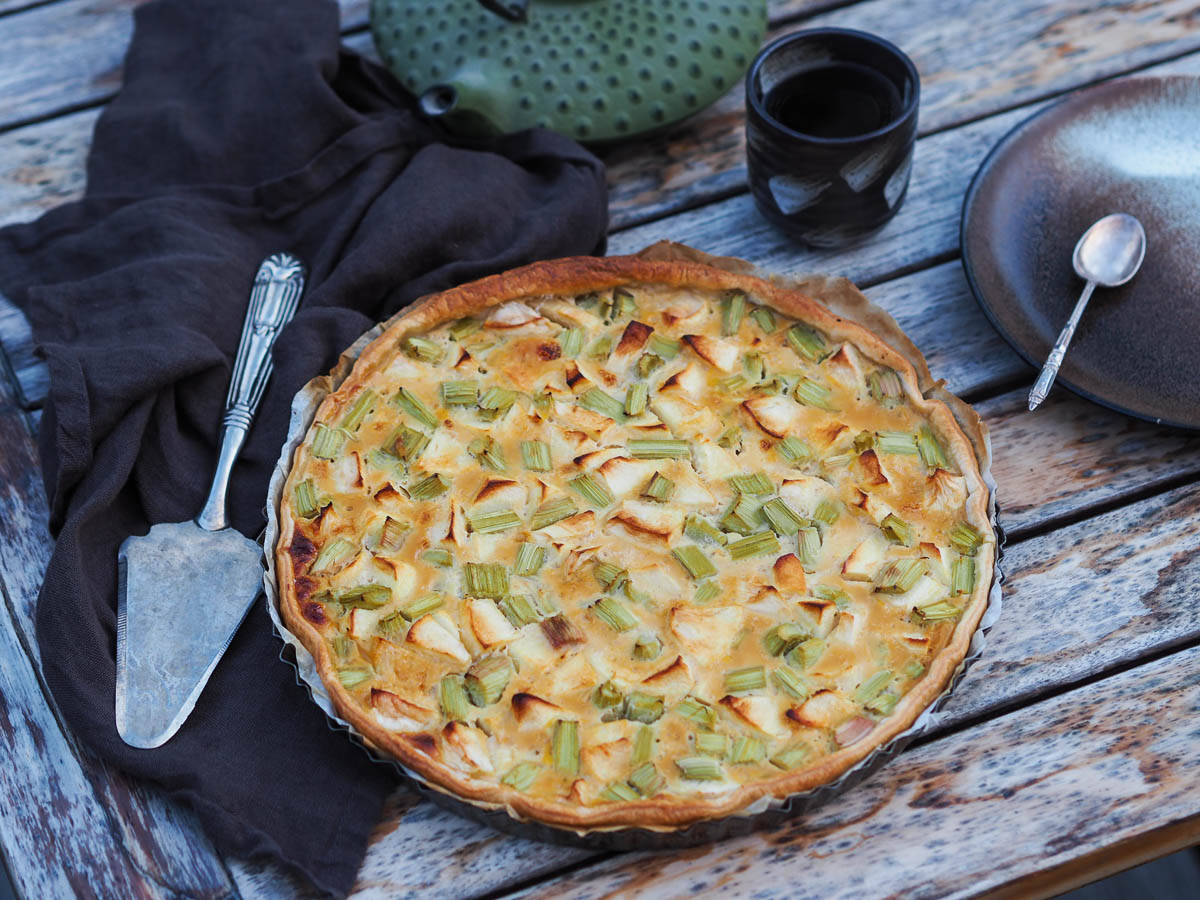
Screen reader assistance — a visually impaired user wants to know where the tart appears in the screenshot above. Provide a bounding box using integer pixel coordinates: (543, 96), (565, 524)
(275, 253), (994, 832)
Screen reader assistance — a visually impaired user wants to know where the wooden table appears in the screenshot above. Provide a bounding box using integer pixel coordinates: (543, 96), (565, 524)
(2, 1), (1199, 897)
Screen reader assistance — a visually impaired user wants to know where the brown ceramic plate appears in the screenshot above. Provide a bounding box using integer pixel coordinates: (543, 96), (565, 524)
(961, 76), (1200, 430)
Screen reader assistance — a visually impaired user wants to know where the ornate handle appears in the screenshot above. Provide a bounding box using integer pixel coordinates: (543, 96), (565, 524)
(1027, 280), (1095, 412)
(197, 253), (305, 531)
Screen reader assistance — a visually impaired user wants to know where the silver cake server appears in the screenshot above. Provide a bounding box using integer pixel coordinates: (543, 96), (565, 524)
(116, 253), (304, 748)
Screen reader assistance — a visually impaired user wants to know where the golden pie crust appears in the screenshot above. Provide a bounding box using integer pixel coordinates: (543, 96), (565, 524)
(275, 251), (995, 832)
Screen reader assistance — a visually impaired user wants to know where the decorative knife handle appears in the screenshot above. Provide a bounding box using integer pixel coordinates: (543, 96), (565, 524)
(197, 253), (305, 531)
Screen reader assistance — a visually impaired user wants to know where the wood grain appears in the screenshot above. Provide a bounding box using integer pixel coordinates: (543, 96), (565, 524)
(860, 260), (1026, 399)
(610, 50), (1200, 268)
(0, 3), (1196, 236)
(0, 0), (819, 141)
(0, 2), (1197, 896)
(0, 0), (53, 16)
(514, 642), (1200, 900)
(0, 372), (234, 899)
(233, 788), (590, 900)
(0, 107), (95, 230)
(598, 0), (1200, 229)
(0, 292), (45, 410)
(251, 477), (1200, 898)
(983, 388), (1200, 539)
(0, 0), (370, 134)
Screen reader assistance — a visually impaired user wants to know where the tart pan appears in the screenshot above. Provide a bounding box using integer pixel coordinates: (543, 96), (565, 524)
(261, 242), (1004, 848)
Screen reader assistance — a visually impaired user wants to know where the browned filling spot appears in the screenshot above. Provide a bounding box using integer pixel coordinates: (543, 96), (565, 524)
(289, 532), (317, 571)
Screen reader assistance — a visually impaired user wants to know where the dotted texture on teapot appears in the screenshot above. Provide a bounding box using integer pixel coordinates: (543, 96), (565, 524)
(371, 0), (768, 142)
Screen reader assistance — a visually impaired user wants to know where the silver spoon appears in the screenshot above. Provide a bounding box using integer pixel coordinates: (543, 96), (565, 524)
(1027, 212), (1146, 411)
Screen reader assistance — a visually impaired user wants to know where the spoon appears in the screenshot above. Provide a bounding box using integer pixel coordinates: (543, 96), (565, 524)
(1027, 212), (1146, 411)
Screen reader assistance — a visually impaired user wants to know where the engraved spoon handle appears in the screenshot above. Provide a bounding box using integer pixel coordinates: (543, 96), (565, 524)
(1028, 280), (1096, 412)
(196, 253), (305, 531)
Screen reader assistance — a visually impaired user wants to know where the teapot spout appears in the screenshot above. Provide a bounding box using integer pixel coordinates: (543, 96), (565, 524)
(418, 81), (508, 138)
(418, 84), (459, 118)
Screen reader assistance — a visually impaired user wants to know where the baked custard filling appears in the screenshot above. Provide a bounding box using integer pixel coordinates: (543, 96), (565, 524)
(281, 280), (992, 818)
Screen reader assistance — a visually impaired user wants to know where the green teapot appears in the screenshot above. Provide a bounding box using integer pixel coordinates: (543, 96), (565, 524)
(370, 0), (768, 143)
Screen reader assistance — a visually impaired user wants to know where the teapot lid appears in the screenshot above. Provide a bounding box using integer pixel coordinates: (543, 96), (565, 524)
(370, 0), (767, 143)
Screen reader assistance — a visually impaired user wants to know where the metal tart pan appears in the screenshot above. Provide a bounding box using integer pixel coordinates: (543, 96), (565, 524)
(260, 247), (1005, 849)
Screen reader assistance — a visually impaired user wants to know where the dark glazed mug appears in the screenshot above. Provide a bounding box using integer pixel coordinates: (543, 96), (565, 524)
(745, 28), (920, 248)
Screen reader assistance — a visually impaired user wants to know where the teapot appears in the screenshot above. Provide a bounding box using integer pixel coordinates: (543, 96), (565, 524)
(370, 0), (768, 143)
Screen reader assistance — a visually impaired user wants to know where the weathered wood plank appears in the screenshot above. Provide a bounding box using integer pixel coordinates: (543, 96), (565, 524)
(0, 0), (371, 135)
(937, 479), (1200, 723)
(0, 571), (170, 899)
(598, 0), (1200, 229)
(231, 786), (590, 900)
(1, 4), (1198, 237)
(0, 293), (44, 410)
(983, 388), (1200, 539)
(610, 49), (1200, 269)
(0, 0), (54, 16)
(0, 0), (818, 142)
(0, 0), (836, 233)
(0, 107), (95, 230)
(0, 331), (51, 646)
(861, 260), (1026, 399)
(0, 253), (1023, 413)
(0, 376), (235, 898)
(514, 642), (1200, 900)
(245, 476), (1200, 898)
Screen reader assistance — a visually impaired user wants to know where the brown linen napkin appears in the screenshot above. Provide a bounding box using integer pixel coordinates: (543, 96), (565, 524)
(0, 0), (607, 894)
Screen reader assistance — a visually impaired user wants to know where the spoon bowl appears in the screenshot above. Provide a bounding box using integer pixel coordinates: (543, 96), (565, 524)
(1073, 212), (1147, 287)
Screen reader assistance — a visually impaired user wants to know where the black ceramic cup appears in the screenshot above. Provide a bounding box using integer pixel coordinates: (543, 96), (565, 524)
(745, 28), (920, 248)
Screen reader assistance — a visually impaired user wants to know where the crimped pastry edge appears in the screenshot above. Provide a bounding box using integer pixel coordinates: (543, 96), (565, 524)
(268, 245), (998, 833)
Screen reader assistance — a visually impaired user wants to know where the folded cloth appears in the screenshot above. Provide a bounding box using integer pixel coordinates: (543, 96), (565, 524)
(0, 0), (607, 894)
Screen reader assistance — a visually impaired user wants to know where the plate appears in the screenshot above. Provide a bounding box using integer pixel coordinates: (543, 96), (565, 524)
(961, 76), (1200, 430)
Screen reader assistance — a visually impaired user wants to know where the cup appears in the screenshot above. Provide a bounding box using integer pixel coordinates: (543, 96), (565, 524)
(745, 28), (920, 248)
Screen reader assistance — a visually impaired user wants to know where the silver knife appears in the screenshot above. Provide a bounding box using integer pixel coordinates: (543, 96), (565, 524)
(115, 253), (304, 748)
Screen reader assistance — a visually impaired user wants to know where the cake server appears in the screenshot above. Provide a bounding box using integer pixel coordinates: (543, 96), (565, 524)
(116, 253), (305, 748)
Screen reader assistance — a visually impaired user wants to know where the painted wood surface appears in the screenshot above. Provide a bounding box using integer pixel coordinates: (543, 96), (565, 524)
(0, 0), (815, 139)
(595, 0), (1200, 229)
(0, 0), (49, 17)
(983, 389), (1200, 539)
(0, 0), (369, 134)
(0, 107), (95, 230)
(1, 0), (1189, 234)
(516, 641), (1200, 900)
(1, 0), (1199, 897)
(610, 49), (1200, 267)
(240, 476), (1200, 899)
(5, 48), (1198, 412)
(0, 369), (235, 899)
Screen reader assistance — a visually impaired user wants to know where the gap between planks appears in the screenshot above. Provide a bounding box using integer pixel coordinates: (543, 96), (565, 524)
(227, 473), (1200, 900)
(505, 642), (1200, 900)
(5, 49), (1200, 413)
(0, 0), (813, 139)
(608, 50), (1200, 273)
(0, 373), (236, 899)
(0, 0), (1190, 892)
(0, 1), (1198, 233)
(595, 0), (1200, 232)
